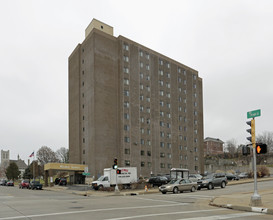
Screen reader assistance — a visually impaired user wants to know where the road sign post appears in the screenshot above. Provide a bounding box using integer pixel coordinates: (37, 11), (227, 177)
(246, 109), (262, 206)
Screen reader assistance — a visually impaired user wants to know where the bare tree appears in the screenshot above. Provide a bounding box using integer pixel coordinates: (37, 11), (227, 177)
(224, 139), (237, 155)
(36, 146), (59, 165)
(56, 147), (69, 163)
(256, 131), (273, 152)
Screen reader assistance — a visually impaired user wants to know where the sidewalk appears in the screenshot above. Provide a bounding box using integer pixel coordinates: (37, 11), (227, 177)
(210, 177), (273, 215)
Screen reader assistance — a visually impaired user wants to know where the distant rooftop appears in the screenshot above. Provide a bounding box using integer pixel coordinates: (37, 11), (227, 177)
(204, 137), (224, 143)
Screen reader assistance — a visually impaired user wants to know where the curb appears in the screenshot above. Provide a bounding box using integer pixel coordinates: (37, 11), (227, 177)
(210, 199), (273, 215)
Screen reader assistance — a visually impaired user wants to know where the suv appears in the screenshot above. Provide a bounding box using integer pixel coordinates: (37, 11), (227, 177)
(197, 173), (227, 190)
(29, 181), (43, 190)
(148, 176), (169, 187)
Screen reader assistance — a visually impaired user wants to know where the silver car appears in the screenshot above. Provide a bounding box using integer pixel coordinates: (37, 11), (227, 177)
(159, 179), (197, 194)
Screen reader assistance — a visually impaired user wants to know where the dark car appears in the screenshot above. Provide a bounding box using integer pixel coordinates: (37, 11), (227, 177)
(148, 176), (169, 187)
(6, 180), (14, 186)
(58, 178), (67, 186)
(19, 180), (30, 189)
(29, 181), (43, 190)
(225, 173), (240, 181)
(0, 179), (7, 186)
(197, 173), (227, 190)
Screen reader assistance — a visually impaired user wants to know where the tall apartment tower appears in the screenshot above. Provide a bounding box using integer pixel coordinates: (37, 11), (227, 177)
(69, 19), (204, 178)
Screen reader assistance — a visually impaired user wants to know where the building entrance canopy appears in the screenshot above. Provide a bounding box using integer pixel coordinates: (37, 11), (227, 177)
(44, 163), (87, 186)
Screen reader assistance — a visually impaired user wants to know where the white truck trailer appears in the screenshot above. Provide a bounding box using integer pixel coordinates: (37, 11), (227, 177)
(92, 167), (137, 190)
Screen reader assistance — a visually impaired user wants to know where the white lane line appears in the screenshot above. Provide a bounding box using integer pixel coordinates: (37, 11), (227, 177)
(0, 203), (188, 220)
(104, 209), (226, 220)
(134, 197), (189, 204)
(177, 212), (263, 220)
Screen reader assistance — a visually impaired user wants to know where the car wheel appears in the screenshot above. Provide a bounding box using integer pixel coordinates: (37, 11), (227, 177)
(173, 187), (179, 194)
(208, 183), (213, 190)
(221, 181), (226, 188)
(161, 192), (166, 194)
(98, 185), (103, 190)
(191, 186), (196, 192)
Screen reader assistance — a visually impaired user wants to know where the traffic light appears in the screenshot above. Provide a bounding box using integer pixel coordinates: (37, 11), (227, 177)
(242, 145), (250, 156)
(246, 119), (255, 143)
(256, 143), (267, 154)
(116, 169), (121, 174)
(113, 158), (118, 169)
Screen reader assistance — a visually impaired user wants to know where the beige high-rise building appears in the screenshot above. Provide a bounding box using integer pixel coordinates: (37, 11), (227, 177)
(69, 19), (204, 178)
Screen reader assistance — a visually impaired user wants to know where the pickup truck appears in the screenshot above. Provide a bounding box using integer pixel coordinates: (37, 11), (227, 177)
(197, 173), (227, 190)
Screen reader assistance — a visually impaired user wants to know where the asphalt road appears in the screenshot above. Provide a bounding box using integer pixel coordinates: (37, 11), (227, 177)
(0, 181), (272, 220)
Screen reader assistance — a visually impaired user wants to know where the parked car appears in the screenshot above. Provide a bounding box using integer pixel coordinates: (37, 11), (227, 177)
(19, 180), (30, 189)
(58, 178), (67, 186)
(197, 173), (227, 190)
(6, 180), (14, 186)
(189, 174), (203, 182)
(238, 172), (249, 179)
(29, 181), (43, 190)
(148, 176), (169, 187)
(225, 173), (240, 181)
(0, 179), (7, 186)
(159, 179), (197, 194)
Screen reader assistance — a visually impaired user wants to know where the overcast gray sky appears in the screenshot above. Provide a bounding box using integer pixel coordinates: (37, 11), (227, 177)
(1, 0), (273, 163)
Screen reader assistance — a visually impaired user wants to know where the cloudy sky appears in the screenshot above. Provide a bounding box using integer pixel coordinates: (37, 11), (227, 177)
(1, 0), (273, 163)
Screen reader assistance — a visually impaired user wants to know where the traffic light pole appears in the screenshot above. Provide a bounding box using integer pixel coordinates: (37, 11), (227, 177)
(250, 118), (262, 207)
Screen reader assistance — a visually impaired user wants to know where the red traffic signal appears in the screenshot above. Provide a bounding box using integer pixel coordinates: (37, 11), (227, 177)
(256, 144), (267, 154)
(116, 169), (121, 174)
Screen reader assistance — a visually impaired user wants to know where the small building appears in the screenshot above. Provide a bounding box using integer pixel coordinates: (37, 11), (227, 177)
(204, 137), (224, 156)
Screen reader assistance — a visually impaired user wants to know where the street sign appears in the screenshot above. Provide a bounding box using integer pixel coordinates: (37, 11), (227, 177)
(247, 109), (261, 119)
(82, 172), (90, 176)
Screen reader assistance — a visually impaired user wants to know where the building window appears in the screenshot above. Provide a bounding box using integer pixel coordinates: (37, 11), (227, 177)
(123, 44), (129, 51)
(123, 56), (129, 62)
(166, 93), (171, 98)
(166, 82), (170, 88)
(124, 125), (130, 131)
(146, 107), (150, 113)
(160, 100), (164, 106)
(139, 50), (143, 57)
(141, 162), (145, 167)
(167, 143), (171, 149)
(167, 133), (171, 138)
(146, 86), (150, 92)
(179, 145), (182, 150)
(160, 163), (165, 168)
(125, 160), (130, 166)
(140, 117), (144, 123)
(195, 156), (198, 161)
(124, 137), (130, 143)
(160, 121), (164, 127)
(147, 140), (151, 145)
(140, 105), (144, 112)
(148, 162), (152, 167)
(140, 62), (144, 68)
(160, 142), (165, 147)
(168, 164), (172, 169)
(147, 151), (151, 156)
(160, 131), (164, 137)
(147, 118), (150, 124)
(146, 53), (150, 60)
(141, 150), (145, 156)
(160, 153), (165, 158)
(141, 139), (145, 145)
(185, 155), (188, 160)
(167, 63), (170, 68)
(147, 97), (150, 102)
(124, 78), (129, 85)
(160, 90), (164, 96)
(140, 128), (144, 134)
(194, 147), (198, 152)
(146, 65), (150, 70)
(147, 129), (151, 135)
(124, 101), (129, 108)
(193, 75), (197, 80)
(167, 123), (171, 128)
(179, 155), (183, 160)
(167, 103), (171, 108)
(125, 149), (130, 154)
(124, 113), (129, 119)
(83, 150), (85, 154)
(159, 70), (163, 76)
(123, 67), (129, 74)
